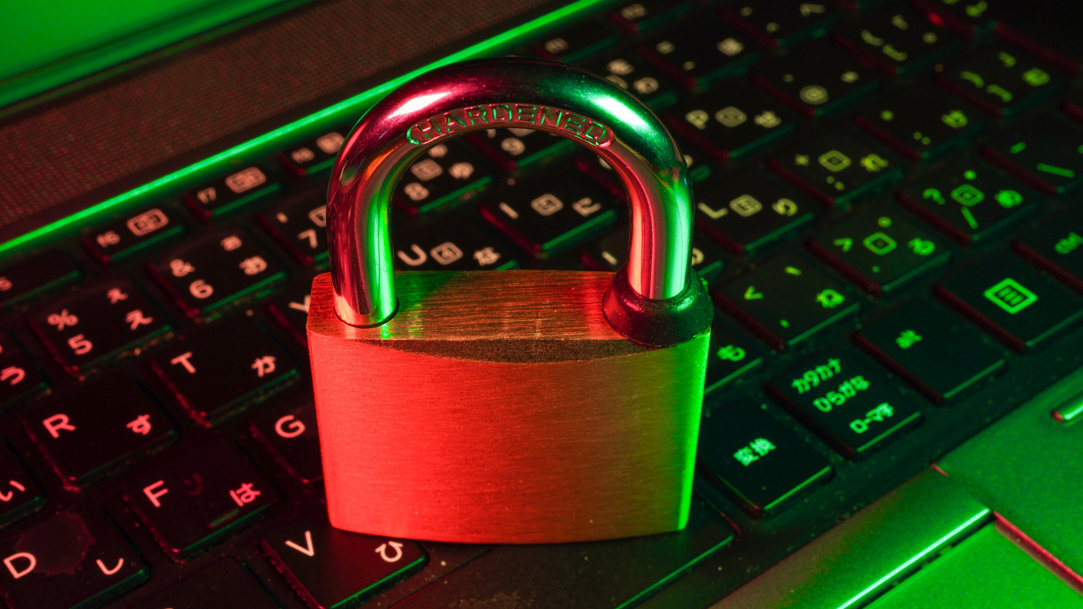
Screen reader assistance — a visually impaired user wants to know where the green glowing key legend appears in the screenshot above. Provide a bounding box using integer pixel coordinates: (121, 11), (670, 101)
(983, 278), (1038, 314)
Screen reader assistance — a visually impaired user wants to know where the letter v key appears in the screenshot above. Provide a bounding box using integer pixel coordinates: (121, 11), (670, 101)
(284, 530), (315, 557)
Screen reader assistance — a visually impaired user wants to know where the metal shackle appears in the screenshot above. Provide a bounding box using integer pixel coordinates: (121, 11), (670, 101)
(327, 58), (711, 345)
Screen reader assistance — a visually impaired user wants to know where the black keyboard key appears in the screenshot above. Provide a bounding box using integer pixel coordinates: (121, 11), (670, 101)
(609, 0), (693, 33)
(808, 207), (950, 294)
(936, 251), (1083, 351)
(898, 156), (1042, 244)
(695, 169), (815, 255)
(533, 17), (620, 62)
(250, 398), (322, 483)
(910, 0), (998, 38)
(1015, 207), (1083, 293)
(720, 1), (839, 49)
(266, 280), (314, 346)
(637, 21), (758, 91)
(983, 114), (1083, 194)
(149, 229), (287, 320)
(699, 399), (831, 517)
(395, 210), (520, 271)
(752, 37), (879, 117)
(84, 207), (183, 265)
(22, 375), (175, 485)
(258, 195), (329, 266)
(262, 518), (426, 608)
(469, 128), (571, 172)
(481, 168), (619, 259)
(854, 300), (1006, 402)
(28, 279), (171, 379)
(833, 5), (960, 75)
(279, 129), (346, 178)
(0, 444), (43, 527)
(705, 319), (766, 393)
(768, 349), (923, 459)
(714, 253), (859, 350)
(152, 319), (296, 426)
(184, 165), (281, 220)
(854, 87), (984, 161)
(0, 249), (80, 310)
(394, 141), (493, 216)
(577, 51), (677, 109)
(0, 509), (148, 609)
(123, 440), (276, 558)
(767, 131), (903, 207)
(129, 560), (280, 609)
(581, 226), (725, 284)
(0, 333), (48, 407)
(934, 42), (1061, 117)
(666, 82), (798, 162)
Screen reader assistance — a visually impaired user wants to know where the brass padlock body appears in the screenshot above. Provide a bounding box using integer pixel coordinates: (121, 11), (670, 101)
(308, 271), (709, 544)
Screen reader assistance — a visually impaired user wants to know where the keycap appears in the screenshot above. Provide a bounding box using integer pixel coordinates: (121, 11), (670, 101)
(608, 0), (693, 33)
(719, 1), (840, 49)
(532, 17), (620, 63)
(910, 0), (998, 38)
(833, 5), (960, 75)
(184, 165), (282, 220)
(576, 51), (677, 109)
(262, 518), (427, 608)
(704, 319), (766, 393)
(28, 279), (172, 379)
(0, 333), (48, 407)
(394, 141), (493, 216)
(714, 253), (859, 350)
(934, 42), (1061, 117)
(767, 130), (903, 207)
(151, 319), (296, 426)
(149, 229), (287, 320)
(854, 300), (1006, 402)
(279, 129), (346, 177)
(250, 397), (322, 483)
(0, 249), (80, 310)
(853, 87), (984, 161)
(258, 195), (329, 266)
(481, 168), (619, 259)
(84, 206), (183, 264)
(636, 21), (758, 91)
(768, 348), (923, 459)
(0, 444), (43, 527)
(266, 279), (314, 346)
(129, 560), (281, 609)
(123, 439), (277, 558)
(694, 169), (815, 255)
(699, 399), (831, 517)
(391, 500), (733, 609)
(0, 509), (148, 609)
(808, 207), (950, 294)
(22, 375), (176, 485)
(395, 210), (520, 271)
(581, 226), (725, 284)
(666, 81), (798, 162)
(983, 114), (1083, 194)
(898, 156), (1041, 244)
(468, 128), (571, 172)
(1015, 207), (1083, 293)
(936, 250), (1083, 351)
(752, 37), (879, 118)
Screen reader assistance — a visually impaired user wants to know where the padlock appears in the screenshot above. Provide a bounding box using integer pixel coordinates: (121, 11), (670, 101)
(307, 58), (713, 544)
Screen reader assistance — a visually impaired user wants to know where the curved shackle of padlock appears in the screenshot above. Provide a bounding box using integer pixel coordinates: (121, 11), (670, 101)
(327, 58), (712, 346)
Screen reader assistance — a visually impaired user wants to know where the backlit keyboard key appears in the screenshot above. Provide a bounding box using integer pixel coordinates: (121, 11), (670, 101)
(0, 509), (148, 609)
(714, 253), (859, 350)
(184, 165), (281, 220)
(395, 209), (519, 271)
(767, 131), (903, 207)
(266, 279), (314, 346)
(983, 114), (1083, 194)
(695, 169), (815, 255)
(1015, 207), (1083, 293)
(609, 0), (693, 33)
(123, 440), (277, 558)
(581, 226), (724, 284)
(532, 17), (620, 62)
(261, 518), (427, 608)
(934, 42), (1061, 118)
(699, 399), (831, 517)
(151, 319), (297, 426)
(833, 5), (960, 75)
(130, 560), (280, 609)
(258, 195), (329, 266)
(705, 319), (766, 393)
(577, 51), (677, 109)
(854, 300), (1006, 402)
(720, 1), (840, 49)
(910, 0), (997, 38)
(84, 206), (183, 265)
(936, 251), (1083, 351)
(768, 349), (923, 459)
(250, 396), (322, 483)
(394, 141), (493, 217)
(0, 444), (43, 527)
(0, 249), (80, 310)
(637, 21), (758, 91)
(666, 82), (797, 162)
(0, 333), (48, 408)
(854, 88), (985, 161)
(22, 375), (175, 485)
(279, 129), (346, 178)
(752, 37), (879, 118)
(469, 128), (571, 172)
(28, 279), (171, 379)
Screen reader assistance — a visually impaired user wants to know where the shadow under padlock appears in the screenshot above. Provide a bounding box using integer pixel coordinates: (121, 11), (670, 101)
(306, 58), (713, 544)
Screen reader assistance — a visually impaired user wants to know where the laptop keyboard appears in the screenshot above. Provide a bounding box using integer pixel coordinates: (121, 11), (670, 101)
(2, 1), (1082, 607)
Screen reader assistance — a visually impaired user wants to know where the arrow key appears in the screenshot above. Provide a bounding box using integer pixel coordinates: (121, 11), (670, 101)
(262, 517), (426, 609)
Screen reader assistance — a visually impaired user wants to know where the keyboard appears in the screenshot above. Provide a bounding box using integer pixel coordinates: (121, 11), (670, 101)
(2, 1), (1083, 607)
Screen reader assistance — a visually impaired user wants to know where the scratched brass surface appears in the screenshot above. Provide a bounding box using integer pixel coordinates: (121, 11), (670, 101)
(307, 271), (710, 544)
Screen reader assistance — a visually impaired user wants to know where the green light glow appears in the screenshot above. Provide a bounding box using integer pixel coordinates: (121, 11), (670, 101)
(0, 0), (611, 256)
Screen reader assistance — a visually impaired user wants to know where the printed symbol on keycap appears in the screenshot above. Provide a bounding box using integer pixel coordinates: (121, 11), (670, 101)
(224, 167), (267, 194)
(473, 247), (501, 266)
(572, 197), (603, 217)
(1, 366), (26, 386)
(717, 37), (744, 57)
(1055, 232), (1083, 255)
(895, 329), (922, 349)
(47, 309), (79, 330)
(860, 154), (890, 173)
(908, 238), (936, 256)
(995, 190), (1023, 208)
(983, 278), (1038, 314)
(732, 438), (775, 466)
(819, 150), (851, 172)
(863, 232), (897, 255)
(544, 37), (568, 55)
(410, 159), (444, 181)
(923, 188), (946, 205)
(754, 111), (782, 128)
(815, 289), (846, 309)
(685, 109), (709, 130)
(125, 310), (154, 331)
(239, 256), (268, 276)
(126, 414), (153, 436)
(376, 540), (405, 563)
(308, 205), (327, 228)
(791, 358), (842, 394)
(1023, 68), (1050, 87)
(195, 187), (217, 204)
(840, 71), (860, 83)
(772, 198), (798, 216)
(316, 132), (344, 154)
(799, 85), (829, 105)
(220, 235), (243, 251)
(530, 193), (564, 216)
(106, 287), (129, 304)
(942, 110), (969, 129)
(950, 184), (984, 206)
(96, 231), (121, 248)
(291, 148), (316, 164)
(716, 344), (746, 362)
(730, 194), (763, 217)
(251, 356), (277, 378)
(715, 106), (747, 128)
(229, 482), (262, 506)
(430, 242), (463, 265)
(0, 480), (27, 502)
